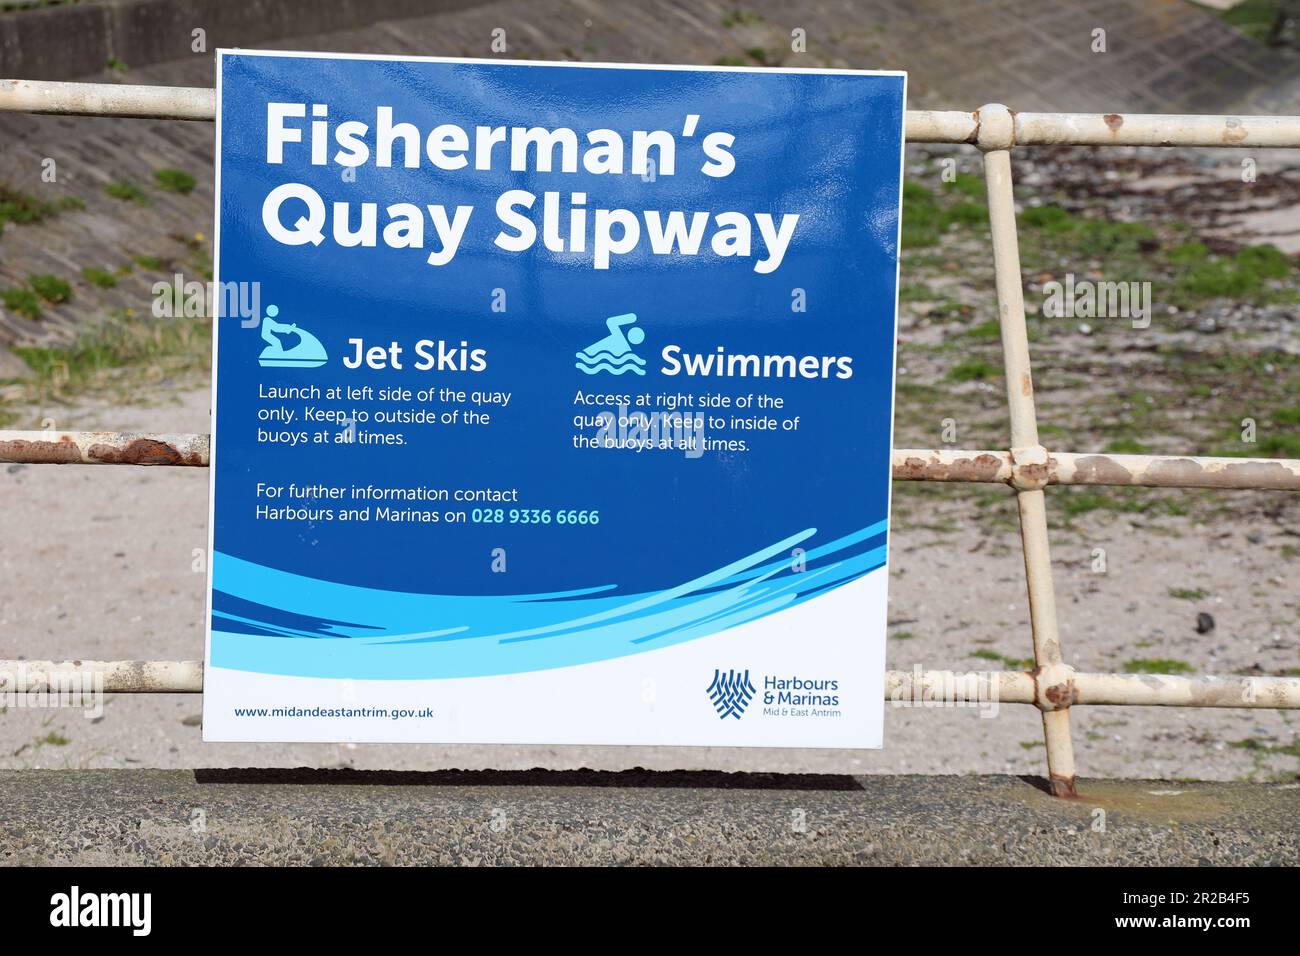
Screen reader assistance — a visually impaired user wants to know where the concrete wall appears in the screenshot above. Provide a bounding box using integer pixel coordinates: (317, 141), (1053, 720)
(0, 0), (486, 80)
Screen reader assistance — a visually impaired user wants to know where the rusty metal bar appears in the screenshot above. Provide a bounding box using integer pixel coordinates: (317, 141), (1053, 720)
(3, 432), (1296, 493)
(0, 431), (209, 465)
(978, 103), (1078, 798)
(1046, 452), (1300, 490)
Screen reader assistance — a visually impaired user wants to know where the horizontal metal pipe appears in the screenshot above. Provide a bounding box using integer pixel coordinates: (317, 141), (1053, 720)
(906, 109), (978, 143)
(1013, 111), (1300, 148)
(888, 669), (1300, 708)
(0, 78), (214, 120)
(0, 660), (203, 693)
(892, 448), (1015, 483)
(891, 448), (1300, 490)
(2, 433), (1295, 490)
(1071, 672), (1300, 708)
(0, 83), (980, 140)
(3, 81), (1296, 150)
(887, 668), (1036, 704)
(1049, 451), (1300, 491)
(0, 431), (209, 465)
(4, 661), (1296, 707)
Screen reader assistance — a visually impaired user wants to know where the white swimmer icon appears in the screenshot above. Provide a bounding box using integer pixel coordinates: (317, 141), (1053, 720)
(575, 313), (647, 376)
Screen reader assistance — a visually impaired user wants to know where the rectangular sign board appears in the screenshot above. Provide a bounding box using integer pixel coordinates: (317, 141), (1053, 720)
(204, 51), (905, 746)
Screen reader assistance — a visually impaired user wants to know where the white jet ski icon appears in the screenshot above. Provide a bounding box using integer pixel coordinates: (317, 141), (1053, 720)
(257, 304), (327, 368)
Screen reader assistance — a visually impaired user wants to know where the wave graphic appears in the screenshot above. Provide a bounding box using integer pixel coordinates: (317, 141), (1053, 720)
(575, 349), (647, 376)
(574, 360), (646, 375)
(579, 349), (646, 365)
(210, 521), (888, 680)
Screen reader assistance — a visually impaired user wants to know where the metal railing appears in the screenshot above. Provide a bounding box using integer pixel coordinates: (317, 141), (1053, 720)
(2, 79), (1299, 798)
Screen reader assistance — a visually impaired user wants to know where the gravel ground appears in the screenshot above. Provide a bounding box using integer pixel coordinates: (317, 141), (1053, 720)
(4, 770), (1297, 865)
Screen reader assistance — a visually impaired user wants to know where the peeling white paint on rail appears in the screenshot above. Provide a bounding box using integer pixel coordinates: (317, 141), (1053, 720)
(6, 662), (1296, 708)
(0, 660), (204, 693)
(891, 448), (1300, 491)
(4, 82), (1297, 150)
(1013, 111), (1300, 148)
(0, 79), (214, 120)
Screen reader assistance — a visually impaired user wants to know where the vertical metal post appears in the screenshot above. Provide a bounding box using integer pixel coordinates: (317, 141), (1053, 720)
(976, 104), (1079, 798)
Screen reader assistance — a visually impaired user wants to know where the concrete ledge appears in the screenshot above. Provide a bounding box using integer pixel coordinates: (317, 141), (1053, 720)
(1, 770), (1296, 865)
(0, 0), (487, 80)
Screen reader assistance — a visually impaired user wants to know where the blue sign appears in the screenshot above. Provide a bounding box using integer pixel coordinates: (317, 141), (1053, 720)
(204, 51), (905, 747)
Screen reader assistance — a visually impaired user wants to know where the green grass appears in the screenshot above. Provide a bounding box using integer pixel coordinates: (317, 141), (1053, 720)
(1021, 204), (1156, 257)
(945, 201), (988, 226)
(902, 180), (988, 249)
(1168, 587), (1208, 601)
(899, 282), (935, 302)
(721, 8), (763, 27)
(28, 274), (72, 304)
(1173, 243), (1294, 302)
(1, 287), (41, 320)
(1103, 437), (1148, 454)
(153, 168), (196, 194)
(14, 316), (211, 392)
(1124, 658), (1195, 675)
(1123, 347), (1300, 460)
(1014, 204), (1298, 306)
(81, 266), (118, 289)
(1168, 241), (1209, 264)
(133, 254), (166, 271)
(1229, 737), (1300, 758)
(971, 648), (1036, 670)
(964, 320), (1002, 341)
(104, 181), (148, 204)
(1052, 487), (1189, 520)
(1219, 0), (1292, 44)
(947, 359), (1000, 382)
(947, 171), (985, 199)
(1215, 431), (1300, 459)
(0, 184), (83, 235)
